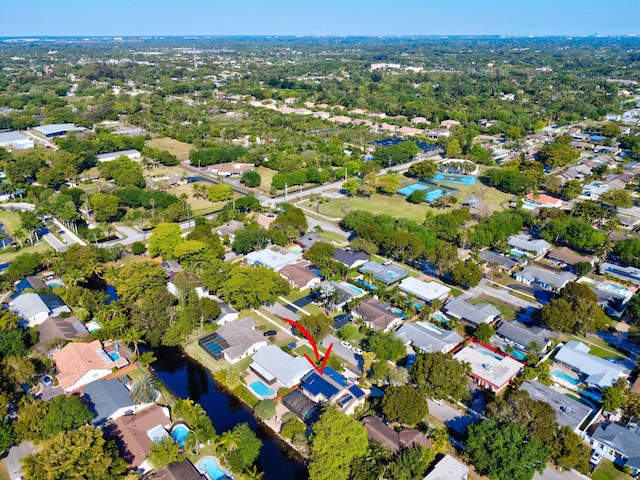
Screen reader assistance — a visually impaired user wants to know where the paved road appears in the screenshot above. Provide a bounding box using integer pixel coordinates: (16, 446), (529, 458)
(466, 279), (541, 310)
(534, 467), (589, 480)
(427, 399), (481, 435)
(320, 334), (360, 370)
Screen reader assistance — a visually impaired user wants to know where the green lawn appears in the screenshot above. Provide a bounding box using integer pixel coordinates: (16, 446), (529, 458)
(0, 210), (22, 235)
(146, 137), (195, 161)
(0, 241), (49, 263)
(565, 334), (627, 360)
(469, 294), (518, 320)
(591, 460), (631, 480)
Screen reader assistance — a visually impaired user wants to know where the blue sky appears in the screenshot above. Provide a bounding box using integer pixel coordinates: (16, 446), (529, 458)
(3, 0), (639, 37)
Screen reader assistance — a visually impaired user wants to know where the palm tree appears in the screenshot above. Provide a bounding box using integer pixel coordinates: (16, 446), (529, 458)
(136, 351), (157, 369)
(41, 249), (59, 269)
(149, 438), (183, 469)
(122, 327), (146, 355)
(130, 372), (159, 404)
(172, 399), (206, 428)
(185, 419), (217, 454)
(596, 240), (614, 261)
(217, 430), (240, 461)
(243, 465), (265, 480)
(63, 269), (87, 287)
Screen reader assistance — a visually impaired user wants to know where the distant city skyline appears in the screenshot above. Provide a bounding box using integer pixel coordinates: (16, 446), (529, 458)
(3, 0), (639, 37)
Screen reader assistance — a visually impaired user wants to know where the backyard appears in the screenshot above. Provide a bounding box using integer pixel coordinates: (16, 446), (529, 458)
(146, 137), (195, 161)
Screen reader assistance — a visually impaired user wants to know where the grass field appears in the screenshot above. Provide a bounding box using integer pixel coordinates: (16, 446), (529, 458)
(164, 182), (235, 216)
(591, 460), (630, 480)
(146, 137), (195, 161)
(0, 210), (22, 235)
(0, 242), (49, 264)
(565, 334), (627, 360)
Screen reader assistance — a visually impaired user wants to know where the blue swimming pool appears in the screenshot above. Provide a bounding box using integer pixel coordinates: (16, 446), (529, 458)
(198, 457), (228, 480)
(510, 249), (527, 257)
(170, 424), (190, 447)
(431, 313), (448, 324)
(472, 344), (504, 361)
(390, 307), (407, 319)
(356, 279), (376, 291)
(344, 284), (364, 296)
(249, 380), (275, 398)
(510, 349), (527, 361)
(553, 369), (581, 386)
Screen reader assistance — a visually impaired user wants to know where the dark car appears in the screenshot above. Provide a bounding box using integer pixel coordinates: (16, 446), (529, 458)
(41, 375), (53, 387)
(263, 330), (277, 337)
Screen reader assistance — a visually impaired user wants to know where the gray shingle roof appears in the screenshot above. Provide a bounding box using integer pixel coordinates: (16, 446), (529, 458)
(394, 321), (463, 353)
(592, 423), (640, 469)
(496, 320), (556, 350)
(443, 298), (500, 326)
(554, 341), (628, 388)
(515, 266), (576, 290)
(519, 380), (592, 431)
(507, 234), (551, 255)
(83, 379), (136, 426)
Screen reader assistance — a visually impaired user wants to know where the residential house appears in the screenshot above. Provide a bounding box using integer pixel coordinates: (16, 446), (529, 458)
(106, 405), (171, 473)
(441, 119), (461, 129)
(36, 315), (89, 351)
(331, 248), (370, 269)
(322, 281), (366, 310)
(359, 261), (408, 285)
(394, 321), (463, 354)
(9, 293), (71, 328)
(282, 389), (319, 424)
(299, 367), (366, 415)
(280, 261), (321, 290)
(214, 300), (239, 325)
(398, 277), (451, 304)
(507, 234), (551, 257)
(161, 260), (183, 275)
(294, 232), (322, 251)
(495, 320), (556, 353)
(354, 297), (404, 332)
(53, 340), (126, 393)
(361, 416), (431, 454)
(197, 317), (267, 364)
(554, 341), (628, 390)
(426, 128), (451, 139)
(245, 248), (299, 271)
(207, 163), (254, 177)
(215, 220), (245, 240)
(479, 251), (525, 273)
(453, 341), (525, 394)
(519, 381), (592, 433)
(249, 345), (313, 389)
(546, 247), (595, 271)
(514, 266), (576, 291)
(12, 275), (48, 297)
(83, 378), (150, 427)
(600, 262), (640, 285)
(442, 298), (500, 326)
(423, 454), (469, 480)
(590, 423), (640, 476)
(147, 460), (204, 480)
(523, 192), (563, 209)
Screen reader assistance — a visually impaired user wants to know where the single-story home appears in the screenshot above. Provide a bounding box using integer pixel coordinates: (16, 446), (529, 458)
(53, 340), (127, 393)
(361, 416), (431, 454)
(590, 423), (640, 476)
(161, 260), (183, 275)
(479, 251), (524, 273)
(96, 149), (141, 163)
(359, 261), (408, 285)
(495, 320), (556, 353)
(546, 247), (594, 270)
(442, 298), (500, 326)
(600, 262), (640, 285)
(83, 378), (150, 427)
(507, 234), (551, 257)
(331, 248), (370, 269)
(294, 232), (322, 251)
(148, 460), (204, 480)
(106, 405), (171, 473)
(524, 192), (563, 209)
(519, 381), (592, 433)
(299, 367), (366, 416)
(553, 341), (628, 390)
(9, 293), (72, 328)
(353, 297), (404, 332)
(280, 261), (321, 290)
(198, 317), (267, 364)
(33, 123), (86, 138)
(399, 277), (451, 304)
(453, 341), (525, 394)
(36, 315), (89, 351)
(12, 275), (48, 297)
(249, 345), (313, 389)
(514, 265), (576, 291)
(394, 321), (463, 354)
(423, 454), (469, 480)
(215, 220), (245, 240)
(245, 248), (299, 271)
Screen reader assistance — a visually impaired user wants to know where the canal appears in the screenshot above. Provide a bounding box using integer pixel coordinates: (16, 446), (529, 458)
(152, 346), (309, 480)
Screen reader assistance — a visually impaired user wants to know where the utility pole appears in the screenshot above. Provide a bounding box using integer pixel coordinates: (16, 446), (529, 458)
(285, 182), (288, 202)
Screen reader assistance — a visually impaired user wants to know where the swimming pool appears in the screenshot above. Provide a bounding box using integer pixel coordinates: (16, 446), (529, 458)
(431, 313), (448, 324)
(390, 307), (407, 319)
(432, 173), (477, 185)
(472, 344), (504, 361)
(344, 284), (364, 296)
(423, 323), (444, 334)
(510, 249), (527, 257)
(356, 279), (376, 291)
(249, 380), (275, 398)
(510, 349), (527, 361)
(170, 424), (190, 447)
(197, 456), (229, 480)
(553, 369), (581, 386)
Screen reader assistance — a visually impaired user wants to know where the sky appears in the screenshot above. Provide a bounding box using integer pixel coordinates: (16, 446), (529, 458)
(2, 0), (639, 37)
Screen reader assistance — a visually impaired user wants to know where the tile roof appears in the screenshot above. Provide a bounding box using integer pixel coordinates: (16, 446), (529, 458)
(53, 340), (116, 391)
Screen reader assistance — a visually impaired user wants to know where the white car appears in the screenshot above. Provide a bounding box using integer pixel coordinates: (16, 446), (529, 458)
(590, 450), (603, 465)
(340, 341), (352, 349)
(383, 259), (392, 265)
(352, 347), (363, 355)
(432, 398), (445, 406)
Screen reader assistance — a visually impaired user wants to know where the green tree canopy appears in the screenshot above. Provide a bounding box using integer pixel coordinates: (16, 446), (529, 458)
(148, 222), (183, 258)
(409, 352), (469, 401)
(381, 385), (429, 425)
(366, 331), (407, 362)
(540, 281), (606, 334)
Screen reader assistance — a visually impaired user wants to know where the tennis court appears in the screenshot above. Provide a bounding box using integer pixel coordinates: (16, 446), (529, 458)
(432, 173), (477, 185)
(397, 182), (459, 203)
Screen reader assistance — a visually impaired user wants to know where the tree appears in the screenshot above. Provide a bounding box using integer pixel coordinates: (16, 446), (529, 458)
(122, 326), (146, 355)
(573, 261), (593, 277)
(602, 383), (627, 412)
(342, 178), (360, 196)
(129, 372), (160, 404)
(409, 352), (469, 401)
(90, 193), (120, 222)
(374, 174), (401, 195)
(561, 179), (583, 199)
(538, 142), (579, 168)
(149, 438), (184, 469)
(308, 407), (368, 480)
(217, 265), (290, 309)
(450, 259), (482, 287)
(254, 400), (277, 420)
(228, 423), (262, 472)
(446, 138), (462, 158)
(131, 241), (146, 255)
(474, 323), (495, 343)
(626, 292), (640, 322)
(407, 189), (425, 204)
(367, 331), (407, 362)
(601, 123), (622, 138)
(232, 226), (271, 254)
(0, 418), (15, 453)
(41, 395), (94, 439)
(407, 160), (437, 180)
(13, 401), (48, 441)
(297, 313), (332, 343)
(614, 238), (640, 267)
(381, 385), (428, 425)
(467, 420), (548, 480)
(207, 184), (234, 202)
(148, 222), (183, 258)
(108, 261), (167, 303)
(240, 170), (261, 187)
(601, 188), (634, 208)
(21, 425), (127, 480)
(549, 426), (590, 474)
(540, 282), (606, 334)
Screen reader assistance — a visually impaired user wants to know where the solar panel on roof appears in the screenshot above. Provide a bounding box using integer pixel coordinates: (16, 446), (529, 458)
(303, 373), (339, 399)
(323, 367), (348, 387)
(348, 385), (365, 399)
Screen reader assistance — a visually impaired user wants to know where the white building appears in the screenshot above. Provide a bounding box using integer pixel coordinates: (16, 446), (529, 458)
(399, 277), (451, 304)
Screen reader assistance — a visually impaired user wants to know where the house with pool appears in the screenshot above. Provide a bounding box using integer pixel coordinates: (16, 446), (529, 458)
(514, 265), (576, 292)
(353, 297), (404, 332)
(359, 261), (408, 285)
(394, 321), (463, 354)
(552, 341), (629, 390)
(442, 298), (500, 327)
(298, 367), (367, 416)
(248, 345), (313, 391)
(495, 320), (557, 355)
(452, 341), (525, 394)
(507, 234), (551, 258)
(198, 317), (268, 364)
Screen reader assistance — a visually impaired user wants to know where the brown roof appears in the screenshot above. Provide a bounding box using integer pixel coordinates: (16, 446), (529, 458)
(280, 262), (320, 289)
(148, 460), (204, 480)
(37, 316), (88, 347)
(53, 340), (116, 391)
(361, 416), (431, 454)
(355, 297), (402, 330)
(107, 405), (171, 468)
(547, 247), (593, 266)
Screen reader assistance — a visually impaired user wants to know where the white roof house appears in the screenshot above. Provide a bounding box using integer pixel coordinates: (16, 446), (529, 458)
(423, 454), (469, 480)
(399, 277), (451, 303)
(514, 266), (576, 291)
(249, 345), (313, 389)
(95, 149), (141, 162)
(554, 341), (628, 389)
(0, 130), (34, 149)
(245, 248), (299, 271)
(33, 123), (86, 137)
(453, 342), (525, 393)
(394, 321), (463, 354)
(507, 234), (551, 257)
(9, 293), (71, 328)
(442, 298), (500, 326)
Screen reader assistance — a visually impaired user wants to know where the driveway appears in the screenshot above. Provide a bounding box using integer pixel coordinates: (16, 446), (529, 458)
(534, 467), (589, 480)
(320, 334), (360, 370)
(36, 383), (64, 401)
(427, 399), (481, 435)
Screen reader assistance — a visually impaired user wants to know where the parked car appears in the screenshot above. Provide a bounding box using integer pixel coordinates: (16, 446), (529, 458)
(41, 375), (53, 387)
(263, 330), (277, 337)
(590, 450), (603, 465)
(340, 341), (352, 349)
(432, 398), (445, 406)
(383, 259), (392, 265)
(352, 347), (363, 355)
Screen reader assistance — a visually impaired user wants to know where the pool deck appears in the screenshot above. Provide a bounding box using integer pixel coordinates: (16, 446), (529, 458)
(243, 373), (278, 399)
(195, 455), (233, 480)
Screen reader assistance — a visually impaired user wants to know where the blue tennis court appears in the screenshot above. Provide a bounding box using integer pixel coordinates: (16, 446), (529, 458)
(398, 182), (459, 203)
(397, 183), (430, 196)
(432, 173), (477, 185)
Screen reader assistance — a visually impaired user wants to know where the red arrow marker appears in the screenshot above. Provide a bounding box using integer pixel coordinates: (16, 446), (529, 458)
(283, 317), (333, 375)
